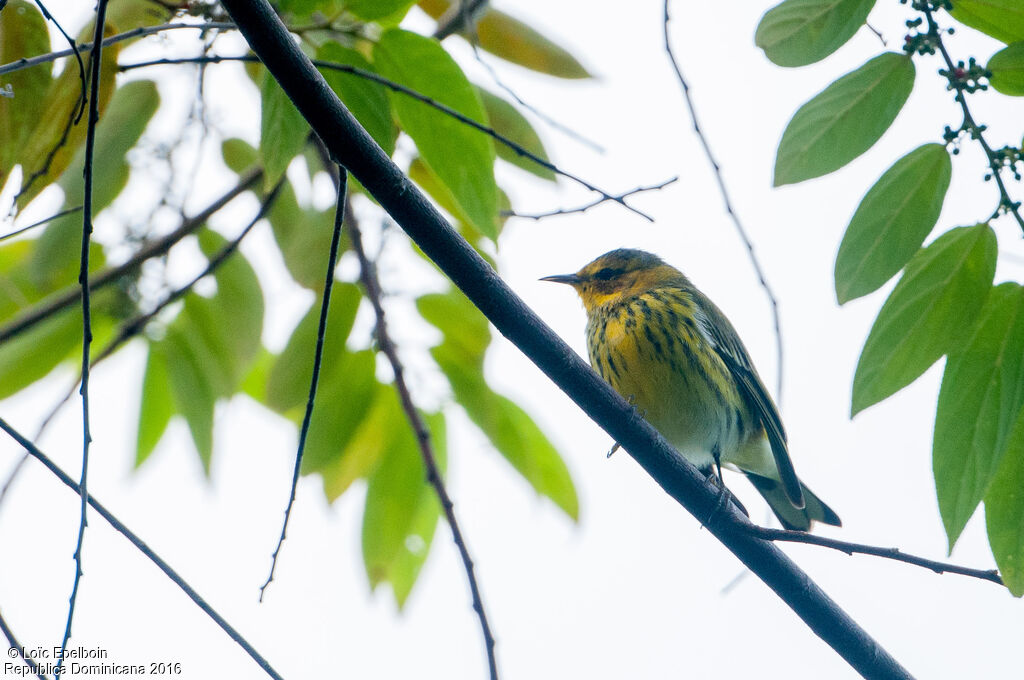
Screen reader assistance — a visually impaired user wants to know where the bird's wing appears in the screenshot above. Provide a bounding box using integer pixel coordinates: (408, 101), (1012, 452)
(692, 291), (805, 508)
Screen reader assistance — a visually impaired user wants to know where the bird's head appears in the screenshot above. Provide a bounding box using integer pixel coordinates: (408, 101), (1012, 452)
(541, 248), (686, 313)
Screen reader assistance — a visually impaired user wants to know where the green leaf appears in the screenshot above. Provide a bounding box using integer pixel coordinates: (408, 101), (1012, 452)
(476, 86), (556, 181)
(136, 341), (174, 467)
(317, 42), (397, 155)
(196, 230), (264, 371)
(267, 173), (347, 290)
(985, 420), (1024, 597)
(32, 80), (159, 290)
(0, 0), (52, 186)
(835, 144), (951, 304)
(852, 224), (997, 416)
(265, 283), (363, 413)
(988, 41), (1024, 96)
(390, 412), (446, 608)
(161, 324), (218, 472)
(934, 283), (1024, 549)
(952, 0), (1024, 45)
(321, 384), (401, 501)
(346, 0), (416, 22)
(222, 137), (259, 175)
(373, 29), (498, 240)
(16, 28), (120, 209)
(755, 0), (876, 67)
(300, 348), (378, 474)
(0, 306), (81, 401)
(277, 0), (344, 20)
(774, 52), (915, 186)
(407, 157), (505, 245)
(474, 10), (591, 79)
(416, 289), (491, 361)
(362, 406), (445, 596)
(260, 72), (310, 190)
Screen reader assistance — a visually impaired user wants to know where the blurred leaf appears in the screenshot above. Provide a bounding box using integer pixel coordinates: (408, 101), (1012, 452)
(192, 230), (265, 388)
(935, 283), (1024, 549)
(222, 137), (260, 175)
(390, 412), (446, 608)
(951, 0), (1024, 45)
(419, 288), (577, 519)
(277, 0), (344, 20)
(346, 0), (417, 21)
(240, 347), (275, 402)
(988, 41), (1024, 95)
(474, 9), (591, 79)
(31, 80), (159, 291)
(835, 144), (951, 304)
(301, 348), (378, 474)
(260, 72), (310, 190)
(476, 86), (556, 181)
(0, 240), (38, 321)
(161, 324), (218, 472)
(362, 405), (444, 595)
(17, 28), (120, 209)
(374, 29), (498, 239)
(135, 341), (173, 467)
(985, 423), (1024, 597)
(266, 284), (363, 412)
(0, 306), (81, 400)
(321, 384), (401, 501)
(755, 0), (876, 67)
(267, 181), (346, 290)
(852, 224), (997, 416)
(774, 52), (914, 186)
(317, 42), (398, 155)
(0, 0), (52, 186)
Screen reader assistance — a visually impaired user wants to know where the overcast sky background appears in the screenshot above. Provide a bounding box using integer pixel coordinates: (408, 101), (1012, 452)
(2, 1), (1024, 678)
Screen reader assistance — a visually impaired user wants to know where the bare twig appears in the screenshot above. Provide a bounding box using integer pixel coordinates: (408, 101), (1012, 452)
(0, 416), (285, 680)
(31, 0), (86, 121)
(348, 195), (499, 680)
(55, 1), (109, 670)
(865, 22), (887, 47)
(259, 173), (345, 602)
(0, 205), (82, 241)
(119, 55), (656, 222)
(742, 524), (1002, 586)
(505, 177), (677, 220)
(0, 607), (47, 680)
(0, 168), (261, 344)
(663, 0), (785, 400)
(0, 21), (237, 77)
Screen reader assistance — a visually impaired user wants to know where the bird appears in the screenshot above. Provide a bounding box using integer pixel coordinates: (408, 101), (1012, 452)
(542, 248), (840, 531)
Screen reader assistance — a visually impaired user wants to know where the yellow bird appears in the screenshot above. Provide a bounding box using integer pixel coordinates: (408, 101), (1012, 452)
(543, 248), (839, 531)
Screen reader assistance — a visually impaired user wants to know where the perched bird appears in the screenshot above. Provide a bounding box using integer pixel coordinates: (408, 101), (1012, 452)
(542, 248), (840, 531)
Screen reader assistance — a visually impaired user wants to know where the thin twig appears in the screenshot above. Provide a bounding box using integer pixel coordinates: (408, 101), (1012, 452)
(119, 54), (656, 223)
(55, 0), (109, 671)
(0, 607), (47, 680)
(31, 0), (86, 121)
(865, 22), (887, 47)
(0, 168), (261, 344)
(663, 0), (785, 400)
(258, 174), (346, 602)
(505, 177), (677, 220)
(0, 416), (285, 680)
(742, 524), (1003, 586)
(345, 177), (500, 680)
(919, 2), (1024, 233)
(0, 205), (82, 241)
(0, 21), (237, 77)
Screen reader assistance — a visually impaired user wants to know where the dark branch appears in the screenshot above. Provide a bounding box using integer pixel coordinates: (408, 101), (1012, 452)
(0, 168), (261, 344)
(662, 0), (786, 399)
(118, 55), (656, 222)
(346, 176), (500, 680)
(258, 174), (346, 601)
(56, 0), (109, 669)
(0, 416), (285, 680)
(218, 2), (913, 676)
(0, 607), (47, 680)
(744, 525), (1003, 586)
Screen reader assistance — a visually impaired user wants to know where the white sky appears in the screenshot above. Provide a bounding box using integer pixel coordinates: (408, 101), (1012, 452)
(2, 1), (1024, 678)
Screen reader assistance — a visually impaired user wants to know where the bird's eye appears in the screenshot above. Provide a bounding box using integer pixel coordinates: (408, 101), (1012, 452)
(593, 267), (619, 281)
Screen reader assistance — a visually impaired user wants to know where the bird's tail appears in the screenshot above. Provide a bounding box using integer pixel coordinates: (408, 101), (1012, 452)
(745, 473), (841, 532)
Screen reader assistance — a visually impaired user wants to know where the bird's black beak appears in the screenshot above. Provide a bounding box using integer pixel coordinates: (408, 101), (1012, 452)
(540, 273), (583, 285)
